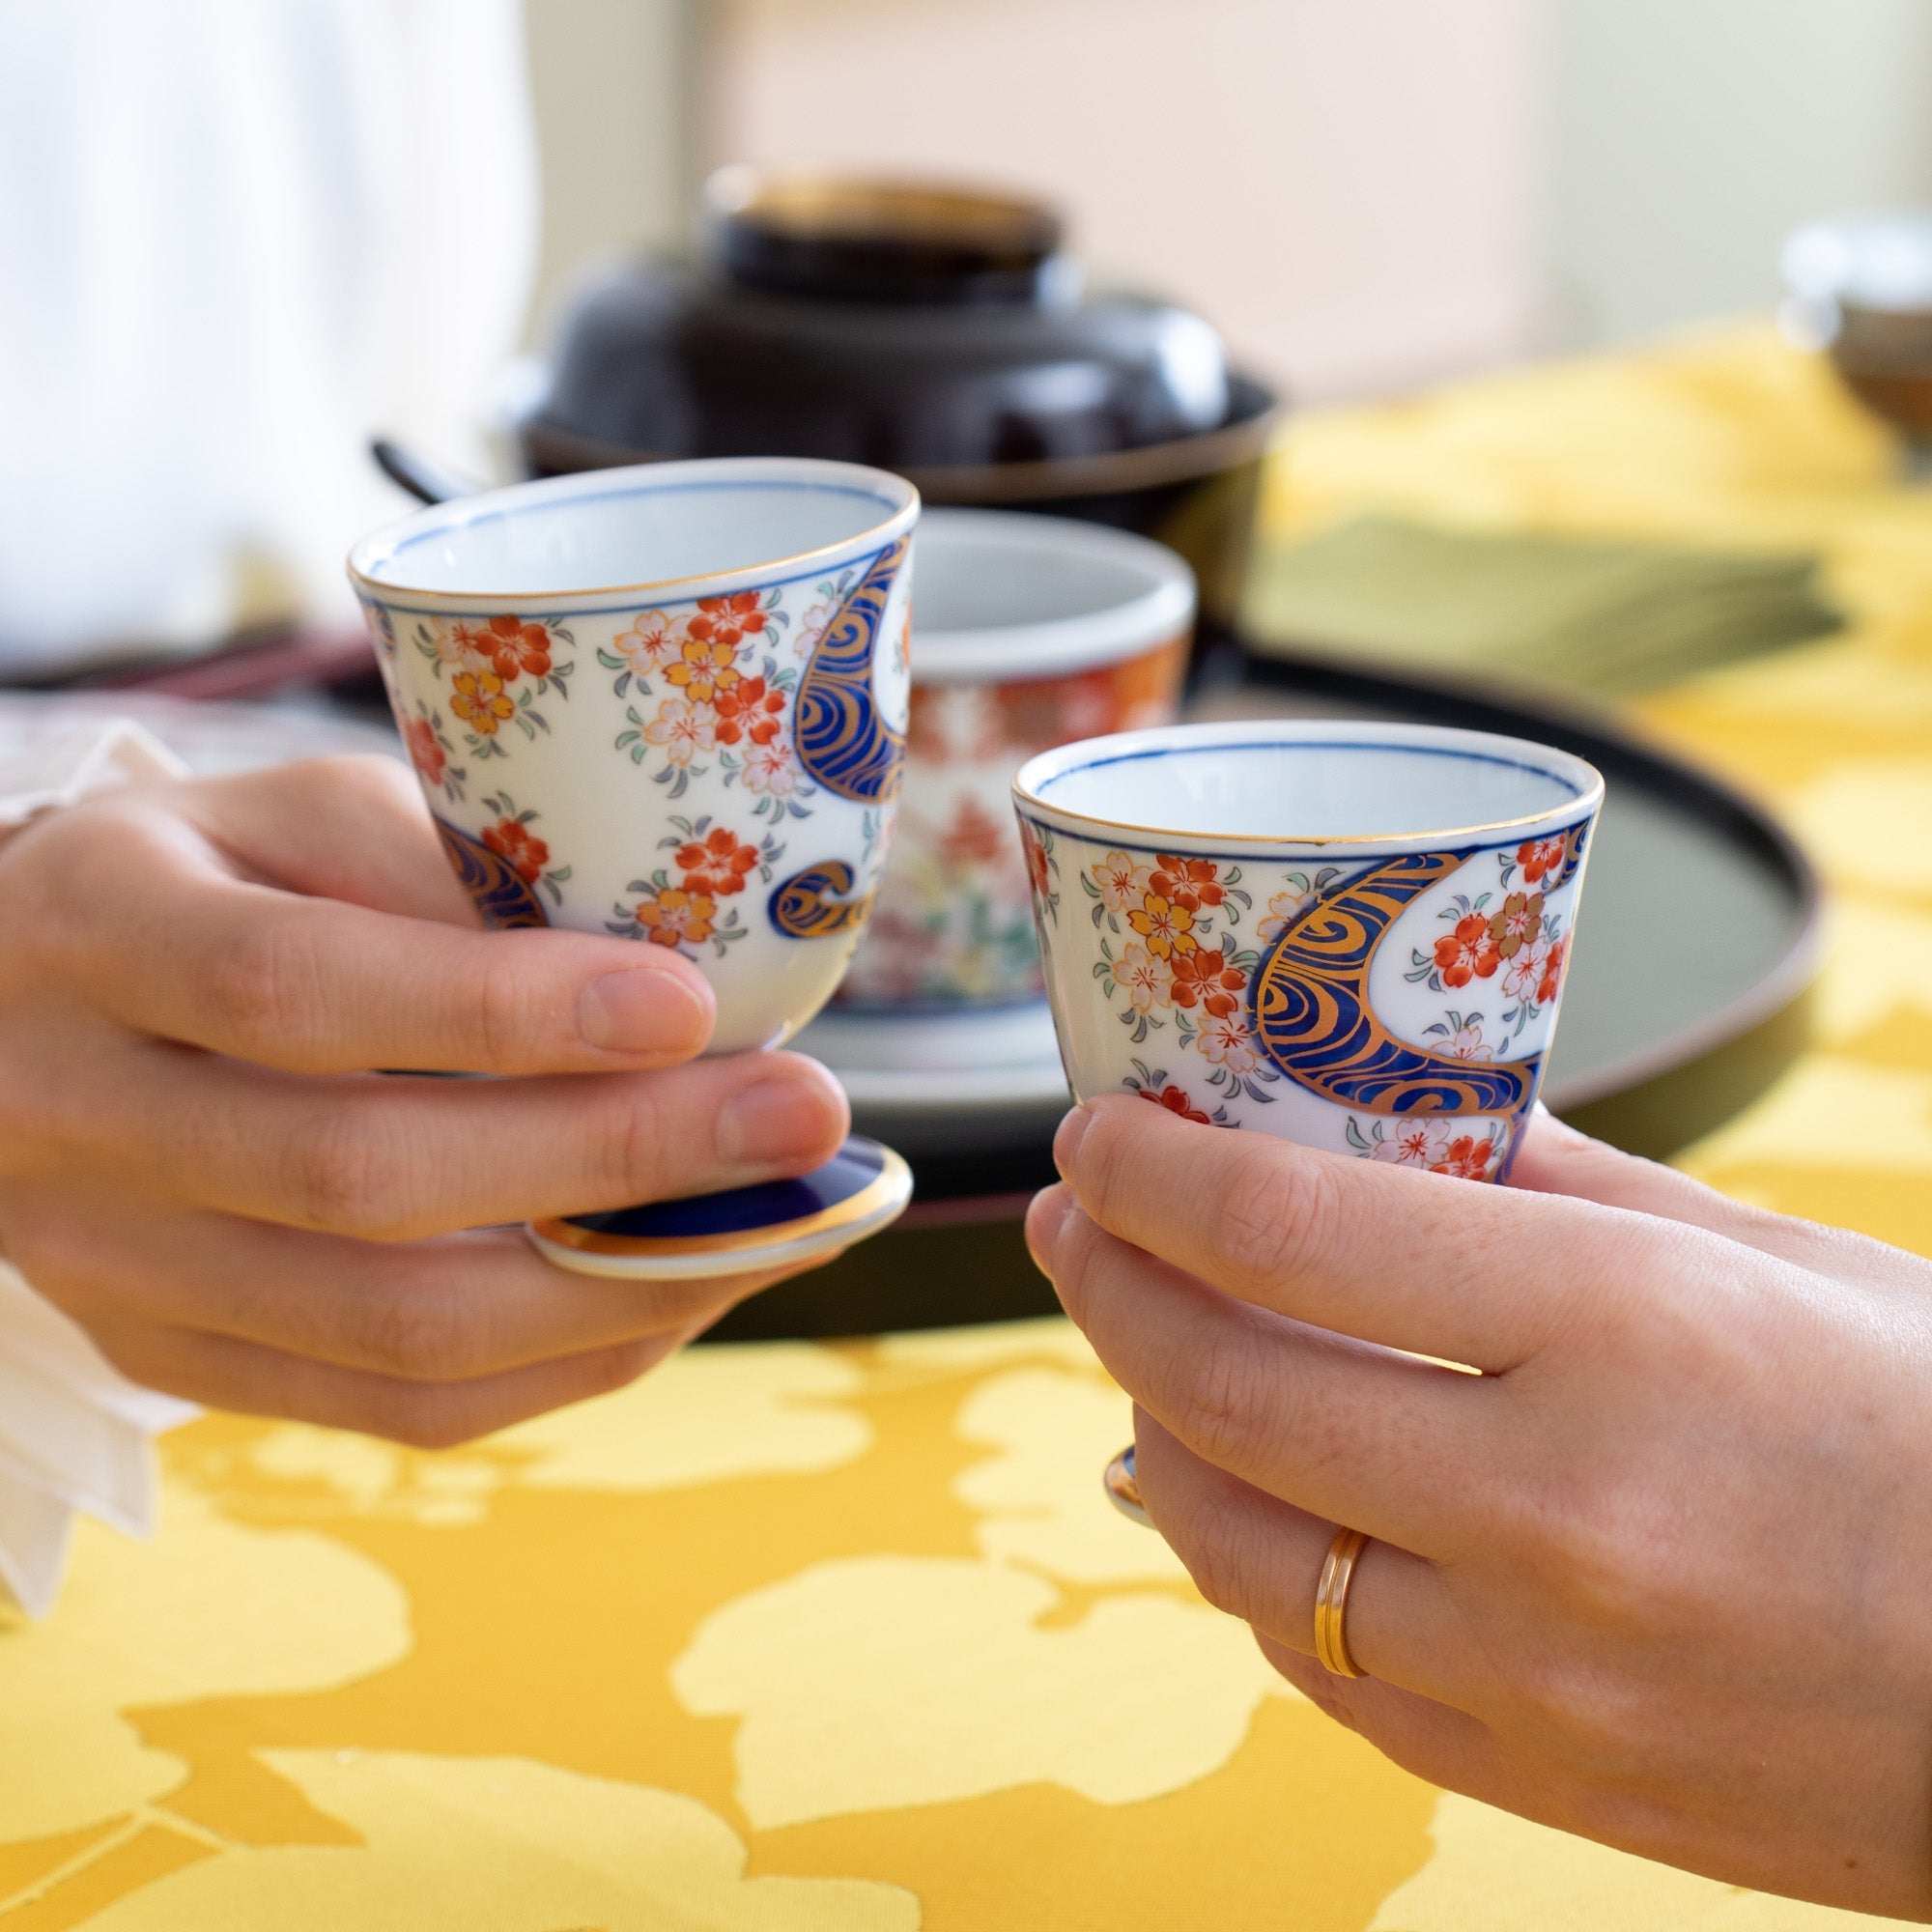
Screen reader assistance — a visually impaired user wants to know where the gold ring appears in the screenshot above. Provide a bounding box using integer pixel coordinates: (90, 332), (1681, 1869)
(1314, 1526), (1370, 1678)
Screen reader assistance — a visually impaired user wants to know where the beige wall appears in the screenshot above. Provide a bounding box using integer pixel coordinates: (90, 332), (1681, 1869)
(703, 0), (1546, 403)
(522, 0), (697, 343)
(521, 0), (1932, 400)
(1546, 0), (1932, 345)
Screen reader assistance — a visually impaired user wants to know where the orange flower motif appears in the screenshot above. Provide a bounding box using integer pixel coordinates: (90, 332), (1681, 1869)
(687, 591), (768, 652)
(938, 794), (1006, 867)
(634, 887), (716, 949)
(1138, 1083), (1211, 1125)
(480, 613), (553, 680)
(676, 825), (759, 896)
(1126, 892), (1197, 959)
(403, 717), (445, 786)
(1168, 945), (1245, 1016)
(451, 668), (515, 734)
(665, 633), (742, 704)
(1433, 913), (1500, 987)
(713, 674), (784, 746)
(1537, 934), (1568, 1009)
(1150, 854), (1225, 913)
(482, 817), (550, 884)
(1430, 1134), (1497, 1181)
(1020, 823), (1052, 897)
(1517, 836), (1569, 884)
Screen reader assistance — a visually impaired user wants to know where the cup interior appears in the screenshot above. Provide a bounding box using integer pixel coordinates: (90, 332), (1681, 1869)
(1021, 724), (1600, 842)
(912, 509), (1194, 679)
(352, 461), (914, 598)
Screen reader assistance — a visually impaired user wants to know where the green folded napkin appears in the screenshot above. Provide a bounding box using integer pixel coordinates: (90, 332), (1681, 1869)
(1240, 515), (1841, 695)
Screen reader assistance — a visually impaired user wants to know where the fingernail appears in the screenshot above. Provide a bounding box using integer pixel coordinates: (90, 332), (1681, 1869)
(1053, 1103), (1094, 1179)
(1025, 1185), (1073, 1274)
(581, 969), (708, 1055)
(718, 1071), (840, 1167)
(1103, 1445), (1151, 1527)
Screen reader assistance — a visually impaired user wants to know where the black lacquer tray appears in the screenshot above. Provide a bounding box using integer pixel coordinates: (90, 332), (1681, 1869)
(709, 653), (1820, 1341)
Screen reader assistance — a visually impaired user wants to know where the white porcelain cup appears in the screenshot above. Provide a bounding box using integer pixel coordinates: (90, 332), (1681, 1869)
(350, 458), (919, 1054)
(834, 507), (1193, 1011)
(1014, 721), (1605, 1181)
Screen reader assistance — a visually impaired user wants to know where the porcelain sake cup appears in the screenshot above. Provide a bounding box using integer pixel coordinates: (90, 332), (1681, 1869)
(1013, 721), (1605, 1180)
(835, 507), (1193, 1011)
(349, 457), (920, 1276)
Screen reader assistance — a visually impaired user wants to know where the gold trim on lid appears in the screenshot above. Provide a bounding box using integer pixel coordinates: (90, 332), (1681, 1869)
(706, 165), (1063, 254)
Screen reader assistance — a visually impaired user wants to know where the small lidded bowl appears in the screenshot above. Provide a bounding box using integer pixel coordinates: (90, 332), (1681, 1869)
(836, 508), (1193, 1011)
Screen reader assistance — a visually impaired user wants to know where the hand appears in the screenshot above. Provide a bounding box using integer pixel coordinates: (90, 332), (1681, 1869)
(0, 756), (851, 1446)
(1028, 1098), (1932, 1918)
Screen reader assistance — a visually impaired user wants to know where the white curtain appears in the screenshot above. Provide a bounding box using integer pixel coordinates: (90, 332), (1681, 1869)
(0, 0), (540, 673)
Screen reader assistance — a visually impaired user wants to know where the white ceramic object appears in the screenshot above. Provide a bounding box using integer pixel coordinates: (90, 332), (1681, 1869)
(1014, 720), (1605, 1181)
(349, 457), (920, 1274)
(830, 507), (1192, 1011)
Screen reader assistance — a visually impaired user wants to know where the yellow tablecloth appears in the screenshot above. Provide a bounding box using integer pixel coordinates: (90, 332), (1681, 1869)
(7, 325), (1931, 1931)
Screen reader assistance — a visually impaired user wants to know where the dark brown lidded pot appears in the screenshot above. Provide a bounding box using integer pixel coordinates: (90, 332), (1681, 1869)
(515, 169), (1280, 646)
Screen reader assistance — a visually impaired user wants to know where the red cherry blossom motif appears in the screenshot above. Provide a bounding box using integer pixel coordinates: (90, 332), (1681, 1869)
(1021, 823), (1052, 897)
(686, 591), (767, 652)
(1434, 914), (1501, 988)
(675, 825), (760, 897)
(1517, 836), (1569, 884)
(1168, 946), (1246, 1017)
(938, 794), (1007, 867)
(481, 817), (550, 884)
(403, 717), (445, 786)
(1150, 854), (1226, 913)
(1537, 933), (1569, 1009)
(713, 674), (785, 746)
(1430, 1134), (1496, 1180)
(1138, 1083), (1213, 1126)
(452, 614), (553, 681)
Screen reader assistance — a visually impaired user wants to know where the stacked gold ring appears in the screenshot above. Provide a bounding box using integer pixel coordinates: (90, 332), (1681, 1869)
(1314, 1526), (1370, 1678)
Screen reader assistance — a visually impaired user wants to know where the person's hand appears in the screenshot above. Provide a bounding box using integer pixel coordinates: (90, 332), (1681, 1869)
(1027, 1098), (1932, 1918)
(0, 756), (851, 1446)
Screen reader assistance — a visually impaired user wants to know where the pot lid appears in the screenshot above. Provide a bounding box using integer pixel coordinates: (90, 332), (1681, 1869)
(534, 168), (1244, 473)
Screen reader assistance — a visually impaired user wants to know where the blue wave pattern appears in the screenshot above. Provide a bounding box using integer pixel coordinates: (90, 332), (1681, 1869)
(434, 816), (550, 930)
(767, 860), (873, 939)
(794, 538), (908, 804)
(1250, 847), (1538, 1115)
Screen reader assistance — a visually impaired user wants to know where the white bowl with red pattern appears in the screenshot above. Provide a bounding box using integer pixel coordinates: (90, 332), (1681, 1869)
(830, 508), (1193, 1016)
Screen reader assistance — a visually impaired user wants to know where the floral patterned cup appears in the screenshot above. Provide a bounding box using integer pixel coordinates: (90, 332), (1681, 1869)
(835, 507), (1193, 1010)
(1013, 721), (1605, 1182)
(349, 457), (920, 1276)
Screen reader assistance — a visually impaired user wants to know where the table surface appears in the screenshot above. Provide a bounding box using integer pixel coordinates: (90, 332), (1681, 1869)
(7, 325), (1931, 1932)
